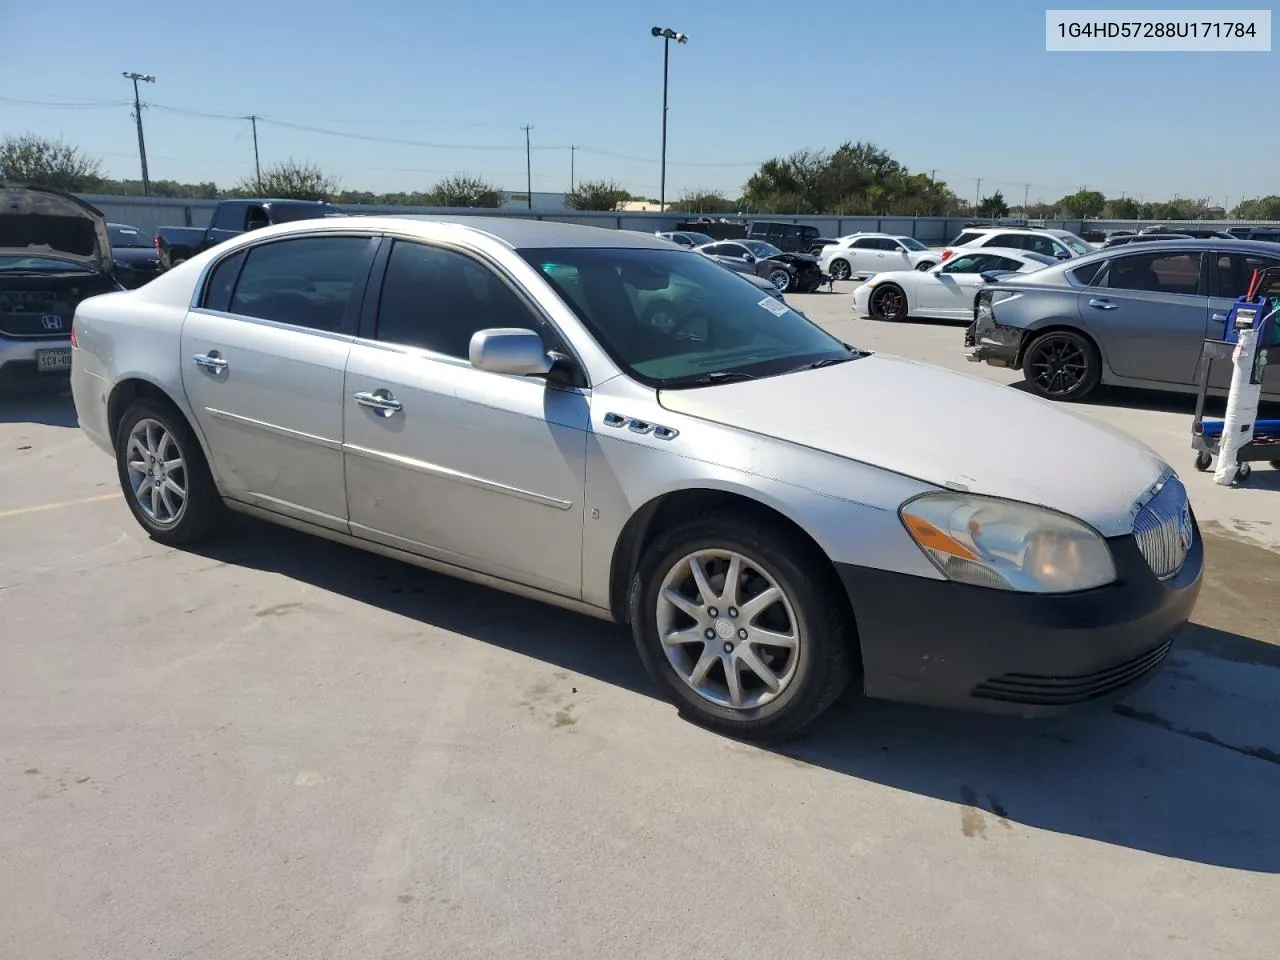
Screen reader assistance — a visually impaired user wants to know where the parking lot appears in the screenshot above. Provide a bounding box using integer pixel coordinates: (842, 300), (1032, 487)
(2, 288), (1278, 960)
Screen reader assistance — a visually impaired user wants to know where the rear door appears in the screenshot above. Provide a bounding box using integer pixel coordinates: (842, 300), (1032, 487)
(180, 233), (379, 531)
(1205, 249), (1280, 393)
(1079, 250), (1208, 386)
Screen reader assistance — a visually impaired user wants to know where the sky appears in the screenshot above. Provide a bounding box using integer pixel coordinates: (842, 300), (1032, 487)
(0, 0), (1275, 206)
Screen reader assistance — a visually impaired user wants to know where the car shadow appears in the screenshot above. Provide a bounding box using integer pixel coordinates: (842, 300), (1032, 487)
(191, 515), (1280, 874)
(1009, 379), (1280, 420)
(0, 391), (78, 428)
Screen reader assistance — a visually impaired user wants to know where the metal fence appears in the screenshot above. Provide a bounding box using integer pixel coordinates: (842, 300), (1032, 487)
(78, 194), (1280, 247)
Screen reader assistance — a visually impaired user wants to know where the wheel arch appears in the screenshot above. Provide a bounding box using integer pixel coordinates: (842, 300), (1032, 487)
(1016, 322), (1103, 369)
(607, 488), (860, 659)
(105, 377), (218, 478)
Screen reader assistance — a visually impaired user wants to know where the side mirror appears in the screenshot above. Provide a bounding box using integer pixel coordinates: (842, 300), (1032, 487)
(469, 328), (553, 376)
(742, 253), (756, 263)
(1054, 248), (1071, 259)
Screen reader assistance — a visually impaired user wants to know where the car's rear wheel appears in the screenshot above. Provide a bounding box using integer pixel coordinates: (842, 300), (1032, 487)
(767, 268), (791, 292)
(915, 260), (936, 271)
(1021, 329), (1101, 401)
(829, 259), (852, 281)
(115, 399), (224, 546)
(868, 283), (908, 321)
(629, 512), (854, 744)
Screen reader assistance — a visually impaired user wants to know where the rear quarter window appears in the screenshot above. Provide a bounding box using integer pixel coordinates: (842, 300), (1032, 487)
(949, 230), (984, 247)
(1069, 260), (1106, 286)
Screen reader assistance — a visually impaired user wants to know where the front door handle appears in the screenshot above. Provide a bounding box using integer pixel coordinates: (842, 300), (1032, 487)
(1087, 298), (1118, 311)
(1211, 312), (1228, 322)
(192, 352), (228, 371)
(353, 390), (403, 415)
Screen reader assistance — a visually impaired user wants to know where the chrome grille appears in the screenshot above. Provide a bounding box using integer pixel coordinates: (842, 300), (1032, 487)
(1132, 475), (1192, 580)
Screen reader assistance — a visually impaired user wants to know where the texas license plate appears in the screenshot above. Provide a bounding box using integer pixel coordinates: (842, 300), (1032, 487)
(35, 348), (72, 372)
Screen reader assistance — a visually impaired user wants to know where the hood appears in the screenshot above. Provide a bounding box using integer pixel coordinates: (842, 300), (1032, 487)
(0, 185), (111, 271)
(658, 354), (1167, 537)
(770, 252), (818, 265)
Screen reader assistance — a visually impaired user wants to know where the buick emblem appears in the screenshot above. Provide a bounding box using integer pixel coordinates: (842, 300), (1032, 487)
(1178, 502), (1194, 552)
(40, 314), (63, 331)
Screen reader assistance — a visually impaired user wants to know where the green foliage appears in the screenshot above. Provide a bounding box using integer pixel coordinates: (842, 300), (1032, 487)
(0, 133), (103, 191)
(675, 188), (735, 214)
(425, 174), (503, 208)
(1106, 197), (1140, 219)
(976, 190), (1009, 218)
(1057, 189), (1107, 218)
(565, 178), (631, 211)
(1232, 195), (1280, 220)
(741, 141), (960, 215)
(232, 159), (338, 201)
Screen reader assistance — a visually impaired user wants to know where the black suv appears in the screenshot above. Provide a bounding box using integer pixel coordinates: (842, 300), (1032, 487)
(746, 221), (834, 255)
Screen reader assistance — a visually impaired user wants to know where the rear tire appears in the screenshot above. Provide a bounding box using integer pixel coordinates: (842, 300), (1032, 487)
(829, 259), (852, 281)
(767, 268), (791, 292)
(1021, 329), (1101, 402)
(114, 399), (225, 546)
(916, 260), (937, 271)
(629, 511), (854, 744)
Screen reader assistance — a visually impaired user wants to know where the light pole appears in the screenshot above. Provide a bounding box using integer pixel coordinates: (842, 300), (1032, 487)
(122, 72), (155, 197)
(650, 26), (687, 212)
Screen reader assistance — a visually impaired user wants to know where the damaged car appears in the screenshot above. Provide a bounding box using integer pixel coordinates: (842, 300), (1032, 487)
(0, 185), (124, 394)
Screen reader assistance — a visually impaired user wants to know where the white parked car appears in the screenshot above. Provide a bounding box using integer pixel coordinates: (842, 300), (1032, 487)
(940, 226), (1093, 264)
(819, 233), (940, 281)
(853, 248), (1057, 322)
(69, 216), (1202, 743)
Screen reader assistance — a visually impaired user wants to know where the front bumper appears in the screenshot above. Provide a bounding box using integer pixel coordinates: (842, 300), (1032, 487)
(852, 283), (870, 316)
(835, 515), (1204, 716)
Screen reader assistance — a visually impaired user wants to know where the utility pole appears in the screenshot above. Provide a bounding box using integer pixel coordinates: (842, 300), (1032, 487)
(122, 72), (155, 197)
(651, 27), (688, 212)
(570, 145), (576, 193)
(520, 125), (533, 210)
(1023, 182), (1031, 211)
(248, 115), (262, 194)
(974, 177), (982, 210)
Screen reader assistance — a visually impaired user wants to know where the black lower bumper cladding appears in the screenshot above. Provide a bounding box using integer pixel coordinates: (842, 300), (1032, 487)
(835, 517), (1204, 716)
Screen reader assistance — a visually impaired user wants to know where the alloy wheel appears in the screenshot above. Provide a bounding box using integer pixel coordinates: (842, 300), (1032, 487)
(871, 285), (906, 320)
(124, 418), (188, 526)
(655, 549), (802, 710)
(1027, 335), (1089, 397)
(830, 260), (851, 281)
(768, 270), (791, 292)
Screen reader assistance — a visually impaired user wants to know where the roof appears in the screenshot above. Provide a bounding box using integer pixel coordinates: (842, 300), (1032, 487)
(357, 214), (677, 250)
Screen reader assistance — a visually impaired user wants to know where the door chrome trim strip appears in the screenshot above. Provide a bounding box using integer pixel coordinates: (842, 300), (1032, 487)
(205, 407), (342, 450)
(343, 443), (573, 510)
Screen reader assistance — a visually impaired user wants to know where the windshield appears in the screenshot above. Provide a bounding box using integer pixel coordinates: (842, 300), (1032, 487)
(0, 255), (93, 272)
(108, 224), (150, 248)
(897, 237), (928, 251)
(742, 240), (782, 258)
(522, 246), (851, 388)
(1056, 232), (1091, 255)
(685, 232), (714, 245)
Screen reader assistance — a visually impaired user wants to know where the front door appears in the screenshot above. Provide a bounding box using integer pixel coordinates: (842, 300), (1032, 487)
(342, 238), (588, 598)
(1205, 249), (1280, 395)
(180, 233), (379, 531)
(1078, 250), (1209, 386)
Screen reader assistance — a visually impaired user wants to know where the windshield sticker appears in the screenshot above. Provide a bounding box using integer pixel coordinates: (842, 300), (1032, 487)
(758, 296), (789, 317)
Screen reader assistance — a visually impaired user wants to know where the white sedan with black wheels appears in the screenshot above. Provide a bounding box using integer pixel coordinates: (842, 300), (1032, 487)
(71, 216), (1201, 744)
(853, 248), (1056, 322)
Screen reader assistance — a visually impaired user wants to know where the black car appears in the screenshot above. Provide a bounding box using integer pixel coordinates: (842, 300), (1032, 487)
(1102, 232), (1193, 248)
(746, 220), (836, 255)
(694, 239), (826, 293)
(108, 222), (163, 288)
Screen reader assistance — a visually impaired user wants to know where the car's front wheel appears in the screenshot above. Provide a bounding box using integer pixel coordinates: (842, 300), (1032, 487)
(115, 399), (225, 545)
(868, 283), (908, 321)
(1021, 329), (1101, 401)
(767, 268), (791, 292)
(829, 258), (852, 281)
(629, 512), (854, 743)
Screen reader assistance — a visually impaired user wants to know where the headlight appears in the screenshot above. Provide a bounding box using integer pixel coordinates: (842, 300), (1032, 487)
(899, 492), (1116, 593)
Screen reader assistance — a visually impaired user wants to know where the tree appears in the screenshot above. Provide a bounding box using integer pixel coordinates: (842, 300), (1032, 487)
(0, 133), (103, 192)
(565, 178), (631, 211)
(1056, 189), (1107, 218)
(426, 174), (502, 208)
(976, 190), (1009, 218)
(1232, 195), (1280, 220)
(1024, 202), (1057, 219)
(235, 159), (337, 201)
(675, 188), (735, 214)
(1106, 197), (1140, 219)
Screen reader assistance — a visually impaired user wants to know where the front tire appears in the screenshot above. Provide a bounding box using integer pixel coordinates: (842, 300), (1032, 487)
(868, 283), (908, 321)
(767, 268), (791, 292)
(829, 258), (852, 281)
(1021, 329), (1101, 402)
(629, 511), (854, 744)
(115, 399), (225, 546)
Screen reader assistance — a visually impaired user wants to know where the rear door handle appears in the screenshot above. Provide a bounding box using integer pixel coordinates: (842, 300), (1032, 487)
(353, 390), (403, 415)
(1087, 298), (1118, 311)
(192, 352), (228, 371)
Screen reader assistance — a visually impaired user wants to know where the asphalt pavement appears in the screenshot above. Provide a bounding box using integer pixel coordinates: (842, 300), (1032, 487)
(1, 290), (1277, 960)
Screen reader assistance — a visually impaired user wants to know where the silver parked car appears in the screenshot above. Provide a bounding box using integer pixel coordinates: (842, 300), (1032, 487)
(967, 238), (1280, 402)
(71, 217), (1202, 742)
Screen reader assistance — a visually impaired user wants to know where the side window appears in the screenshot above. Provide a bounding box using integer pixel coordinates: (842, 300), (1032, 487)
(942, 255), (984, 273)
(244, 205), (270, 231)
(800, 227), (818, 240)
(872, 238), (899, 251)
(201, 249), (247, 312)
(1104, 252), (1202, 296)
(228, 236), (372, 332)
(949, 230), (984, 247)
(1069, 260), (1107, 287)
(990, 233), (1025, 250)
(850, 238), (877, 249)
(375, 241), (555, 361)
(1212, 253), (1280, 299)
(210, 204), (242, 231)
(987, 256), (1024, 272)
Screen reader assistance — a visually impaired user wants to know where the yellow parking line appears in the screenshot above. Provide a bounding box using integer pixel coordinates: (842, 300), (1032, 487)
(0, 492), (121, 520)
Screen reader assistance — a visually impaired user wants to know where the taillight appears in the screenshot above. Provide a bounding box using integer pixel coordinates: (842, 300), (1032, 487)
(154, 235), (162, 255)
(69, 321), (78, 349)
(940, 249), (955, 262)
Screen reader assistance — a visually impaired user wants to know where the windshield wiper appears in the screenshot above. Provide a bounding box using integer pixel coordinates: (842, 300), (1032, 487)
(806, 356), (854, 369)
(668, 370), (757, 387)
